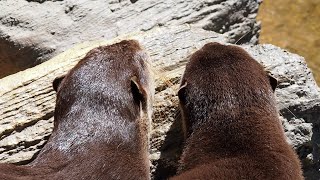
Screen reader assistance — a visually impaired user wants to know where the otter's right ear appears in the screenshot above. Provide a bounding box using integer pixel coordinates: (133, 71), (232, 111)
(268, 75), (278, 92)
(131, 76), (147, 105)
(53, 75), (65, 92)
(178, 82), (188, 103)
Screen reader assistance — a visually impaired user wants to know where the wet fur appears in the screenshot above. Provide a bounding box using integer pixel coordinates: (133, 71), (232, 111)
(0, 40), (154, 180)
(173, 43), (303, 180)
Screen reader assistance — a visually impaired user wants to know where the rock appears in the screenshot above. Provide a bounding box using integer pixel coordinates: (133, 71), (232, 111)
(0, 25), (227, 167)
(243, 44), (320, 180)
(0, 0), (261, 78)
(0, 25), (319, 179)
(243, 44), (320, 149)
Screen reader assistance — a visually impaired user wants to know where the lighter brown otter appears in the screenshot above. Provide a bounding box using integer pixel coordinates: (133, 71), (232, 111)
(0, 40), (154, 180)
(172, 42), (303, 180)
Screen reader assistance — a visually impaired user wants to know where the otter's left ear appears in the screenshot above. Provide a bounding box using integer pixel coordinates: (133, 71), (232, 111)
(53, 75), (65, 92)
(178, 82), (188, 103)
(131, 76), (147, 104)
(268, 74), (278, 92)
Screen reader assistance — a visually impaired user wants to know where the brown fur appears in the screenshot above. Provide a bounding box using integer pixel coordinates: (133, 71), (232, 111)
(0, 40), (154, 180)
(172, 42), (303, 180)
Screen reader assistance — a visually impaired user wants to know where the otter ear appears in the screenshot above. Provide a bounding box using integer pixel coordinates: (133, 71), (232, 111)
(131, 76), (147, 104)
(178, 82), (188, 103)
(53, 75), (65, 92)
(268, 74), (278, 92)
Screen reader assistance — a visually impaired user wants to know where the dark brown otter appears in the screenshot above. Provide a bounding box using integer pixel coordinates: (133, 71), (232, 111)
(172, 42), (303, 180)
(0, 40), (154, 180)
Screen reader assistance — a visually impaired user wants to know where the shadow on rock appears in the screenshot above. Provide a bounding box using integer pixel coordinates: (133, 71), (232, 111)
(153, 110), (184, 180)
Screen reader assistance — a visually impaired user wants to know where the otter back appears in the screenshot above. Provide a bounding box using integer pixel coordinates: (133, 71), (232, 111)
(0, 40), (154, 180)
(173, 42), (303, 180)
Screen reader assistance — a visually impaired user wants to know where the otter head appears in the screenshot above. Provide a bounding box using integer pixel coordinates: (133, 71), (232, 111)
(53, 40), (153, 120)
(178, 42), (278, 138)
(50, 40), (154, 151)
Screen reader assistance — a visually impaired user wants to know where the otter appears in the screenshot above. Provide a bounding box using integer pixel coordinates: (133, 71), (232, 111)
(172, 42), (303, 179)
(0, 40), (154, 180)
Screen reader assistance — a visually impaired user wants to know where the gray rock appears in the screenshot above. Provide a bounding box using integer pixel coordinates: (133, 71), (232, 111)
(243, 44), (320, 180)
(0, 0), (261, 78)
(243, 44), (320, 148)
(0, 25), (318, 179)
(0, 25), (227, 177)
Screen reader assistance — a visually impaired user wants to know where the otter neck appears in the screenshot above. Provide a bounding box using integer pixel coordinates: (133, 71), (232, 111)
(32, 102), (146, 166)
(183, 108), (286, 165)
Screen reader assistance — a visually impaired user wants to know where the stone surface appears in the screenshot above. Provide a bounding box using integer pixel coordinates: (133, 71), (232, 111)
(0, 25), (227, 168)
(243, 44), (320, 149)
(0, 25), (319, 179)
(243, 44), (320, 180)
(0, 0), (261, 78)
